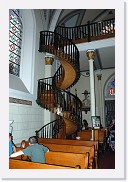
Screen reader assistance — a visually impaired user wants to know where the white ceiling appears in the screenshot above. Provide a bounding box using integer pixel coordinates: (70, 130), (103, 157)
(42, 9), (115, 72)
(77, 38), (115, 72)
(56, 9), (115, 72)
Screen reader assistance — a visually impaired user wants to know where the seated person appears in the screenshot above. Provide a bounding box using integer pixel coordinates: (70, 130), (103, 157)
(107, 119), (115, 151)
(82, 119), (88, 130)
(9, 133), (16, 156)
(108, 119), (115, 131)
(10, 136), (49, 164)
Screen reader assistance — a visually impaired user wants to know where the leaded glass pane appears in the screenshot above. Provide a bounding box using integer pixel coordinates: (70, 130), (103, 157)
(105, 76), (115, 99)
(9, 9), (23, 77)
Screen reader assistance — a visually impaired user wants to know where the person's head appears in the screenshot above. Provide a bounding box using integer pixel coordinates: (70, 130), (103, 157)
(9, 133), (12, 141)
(83, 119), (88, 125)
(28, 136), (38, 145)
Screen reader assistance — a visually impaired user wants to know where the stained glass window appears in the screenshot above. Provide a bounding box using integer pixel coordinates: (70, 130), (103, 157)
(105, 76), (115, 99)
(9, 9), (23, 77)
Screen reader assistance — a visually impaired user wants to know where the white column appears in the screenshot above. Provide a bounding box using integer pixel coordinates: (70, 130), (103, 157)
(97, 71), (103, 125)
(45, 55), (54, 78)
(86, 50), (96, 116)
(44, 56), (54, 125)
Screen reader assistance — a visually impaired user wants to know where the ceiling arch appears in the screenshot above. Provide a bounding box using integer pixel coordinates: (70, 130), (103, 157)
(56, 9), (86, 27)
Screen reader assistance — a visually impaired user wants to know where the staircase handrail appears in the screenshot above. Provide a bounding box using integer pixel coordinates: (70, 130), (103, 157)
(37, 76), (82, 120)
(35, 118), (64, 138)
(39, 31), (80, 76)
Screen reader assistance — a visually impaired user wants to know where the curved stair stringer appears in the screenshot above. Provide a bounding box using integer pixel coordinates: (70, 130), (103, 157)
(63, 117), (77, 136)
(56, 57), (77, 89)
(51, 56), (79, 137)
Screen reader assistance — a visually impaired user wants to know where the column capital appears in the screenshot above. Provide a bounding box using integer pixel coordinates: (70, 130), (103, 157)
(86, 49), (95, 60)
(97, 74), (102, 81)
(45, 56), (54, 65)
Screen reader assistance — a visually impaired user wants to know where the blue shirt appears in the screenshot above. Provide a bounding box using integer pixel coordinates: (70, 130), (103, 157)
(22, 143), (49, 163)
(9, 141), (13, 156)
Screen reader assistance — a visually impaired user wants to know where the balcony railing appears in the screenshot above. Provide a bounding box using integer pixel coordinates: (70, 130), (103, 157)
(55, 18), (115, 43)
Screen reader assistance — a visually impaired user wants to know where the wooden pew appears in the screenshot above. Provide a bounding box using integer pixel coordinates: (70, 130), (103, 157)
(9, 159), (77, 169)
(98, 129), (107, 151)
(77, 130), (92, 140)
(37, 138), (98, 151)
(20, 138), (98, 168)
(45, 151), (89, 169)
(42, 143), (95, 169)
(77, 129), (106, 151)
(10, 151), (89, 169)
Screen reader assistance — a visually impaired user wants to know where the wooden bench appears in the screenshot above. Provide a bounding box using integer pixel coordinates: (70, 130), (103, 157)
(10, 151), (89, 169)
(9, 159), (77, 169)
(20, 138), (98, 168)
(37, 138), (98, 151)
(77, 129), (106, 151)
(45, 151), (89, 169)
(98, 129), (107, 151)
(42, 143), (95, 169)
(77, 130), (92, 140)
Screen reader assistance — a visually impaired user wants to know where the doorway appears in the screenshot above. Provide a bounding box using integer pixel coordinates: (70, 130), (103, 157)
(105, 100), (115, 127)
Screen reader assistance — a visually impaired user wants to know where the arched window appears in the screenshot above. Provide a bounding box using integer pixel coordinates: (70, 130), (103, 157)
(9, 9), (36, 94)
(9, 9), (23, 77)
(104, 75), (115, 100)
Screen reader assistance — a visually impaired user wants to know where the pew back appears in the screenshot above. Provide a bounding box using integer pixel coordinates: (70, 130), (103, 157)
(38, 138), (98, 169)
(20, 138), (98, 168)
(77, 130), (106, 144)
(77, 130), (92, 140)
(9, 159), (75, 169)
(37, 138), (98, 151)
(43, 143), (95, 168)
(45, 151), (89, 169)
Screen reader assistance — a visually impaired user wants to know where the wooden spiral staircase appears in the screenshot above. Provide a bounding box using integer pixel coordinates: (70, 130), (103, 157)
(35, 18), (115, 139)
(36, 31), (82, 139)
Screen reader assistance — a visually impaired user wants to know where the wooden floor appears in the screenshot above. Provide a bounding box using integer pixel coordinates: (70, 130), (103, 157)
(98, 147), (115, 169)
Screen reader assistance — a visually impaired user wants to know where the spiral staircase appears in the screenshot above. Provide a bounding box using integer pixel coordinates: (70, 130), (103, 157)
(35, 18), (115, 139)
(36, 30), (82, 139)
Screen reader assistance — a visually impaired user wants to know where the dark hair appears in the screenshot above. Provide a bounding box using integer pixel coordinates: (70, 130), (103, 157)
(28, 136), (38, 144)
(9, 133), (12, 137)
(83, 119), (88, 124)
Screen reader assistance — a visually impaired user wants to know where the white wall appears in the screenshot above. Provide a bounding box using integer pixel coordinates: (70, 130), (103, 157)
(9, 10), (47, 145)
(9, 91), (44, 145)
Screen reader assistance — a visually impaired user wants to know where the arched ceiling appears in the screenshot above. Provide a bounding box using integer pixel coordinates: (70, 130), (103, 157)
(56, 9), (115, 26)
(40, 9), (115, 72)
